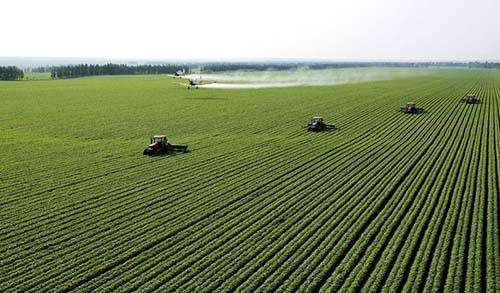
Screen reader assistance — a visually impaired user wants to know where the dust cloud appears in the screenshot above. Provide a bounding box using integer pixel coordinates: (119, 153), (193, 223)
(185, 67), (429, 89)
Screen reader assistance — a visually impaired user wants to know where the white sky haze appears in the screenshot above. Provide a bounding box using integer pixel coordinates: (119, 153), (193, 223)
(2, 0), (499, 61)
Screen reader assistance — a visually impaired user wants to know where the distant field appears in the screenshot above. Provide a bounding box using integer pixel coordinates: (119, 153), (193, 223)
(22, 72), (51, 80)
(0, 69), (498, 291)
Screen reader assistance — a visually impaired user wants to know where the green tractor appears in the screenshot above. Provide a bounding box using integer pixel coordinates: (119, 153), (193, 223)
(143, 135), (188, 156)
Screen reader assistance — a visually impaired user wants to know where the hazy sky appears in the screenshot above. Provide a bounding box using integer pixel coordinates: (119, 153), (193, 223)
(2, 0), (499, 61)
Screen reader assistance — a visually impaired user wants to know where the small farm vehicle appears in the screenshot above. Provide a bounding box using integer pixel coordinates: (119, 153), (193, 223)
(461, 94), (479, 104)
(188, 77), (201, 89)
(143, 135), (188, 156)
(173, 69), (187, 78)
(401, 102), (423, 114)
(307, 116), (336, 132)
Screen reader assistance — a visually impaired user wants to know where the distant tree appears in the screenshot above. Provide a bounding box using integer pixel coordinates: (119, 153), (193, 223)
(0, 66), (24, 80)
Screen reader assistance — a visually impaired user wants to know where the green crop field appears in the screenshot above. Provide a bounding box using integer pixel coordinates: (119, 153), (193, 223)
(1, 69), (499, 292)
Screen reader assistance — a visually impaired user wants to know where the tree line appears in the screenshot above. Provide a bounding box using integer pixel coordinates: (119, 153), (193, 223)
(0, 66), (24, 80)
(49, 64), (186, 79)
(198, 61), (500, 73)
(199, 62), (373, 72)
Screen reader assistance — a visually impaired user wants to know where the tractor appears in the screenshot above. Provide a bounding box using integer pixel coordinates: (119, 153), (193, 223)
(307, 116), (336, 132)
(401, 102), (423, 114)
(461, 94), (479, 104)
(143, 135), (188, 156)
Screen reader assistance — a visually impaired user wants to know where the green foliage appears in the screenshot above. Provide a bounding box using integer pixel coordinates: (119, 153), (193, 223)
(0, 70), (498, 291)
(50, 64), (185, 79)
(0, 66), (24, 80)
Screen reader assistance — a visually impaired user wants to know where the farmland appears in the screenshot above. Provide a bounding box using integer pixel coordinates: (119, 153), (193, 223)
(0, 69), (499, 291)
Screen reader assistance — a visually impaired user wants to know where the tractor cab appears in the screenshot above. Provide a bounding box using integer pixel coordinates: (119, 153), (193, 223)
(151, 135), (167, 145)
(311, 116), (324, 123)
(148, 135), (167, 148)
